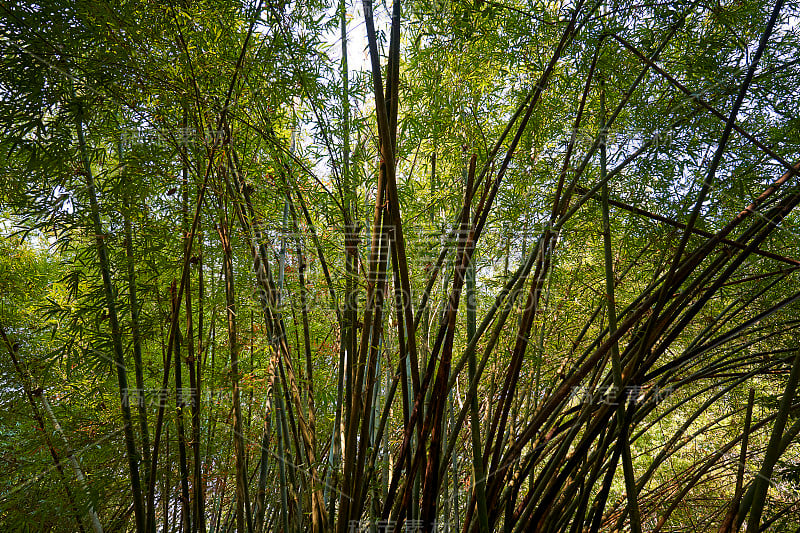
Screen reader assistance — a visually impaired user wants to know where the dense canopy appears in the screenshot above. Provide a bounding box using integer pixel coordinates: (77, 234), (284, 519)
(2, 0), (800, 531)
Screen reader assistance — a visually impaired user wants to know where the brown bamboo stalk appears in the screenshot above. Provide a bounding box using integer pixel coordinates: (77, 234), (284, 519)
(217, 212), (254, 533)
(421, 154), (476, 524)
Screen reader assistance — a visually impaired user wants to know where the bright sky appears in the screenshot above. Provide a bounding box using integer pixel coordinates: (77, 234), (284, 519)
(324, 0), (390, 75)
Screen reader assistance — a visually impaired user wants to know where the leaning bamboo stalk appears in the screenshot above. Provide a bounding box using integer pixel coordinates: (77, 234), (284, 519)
(420, 154), (476, 524)
(288, 197), (317, 454)
(633, 0), (783, 389)
(389, 207), (414, 487)
(641, 191), (800, 387)
(121, 189), (152, 510)
(518, 175), (800, 529)
(223, 138), (326, 531)
(482, 99), (762, 512)
(452, 7), (594, 519)
(338, 162), (390, 532)
(39, 394), (104, 533)
(440, 239), (544, 531)
(146, 282), (176, 533)
(382, 5), (587, 521)
(465, 190), (489, 532)
(573, 185), (800, 267)
(651, 400), (794, 532)
(361, 0), (421, 414)
(717, 388), (754, 533)
(75, 102), (145, 533)
(180, 137), (205, 533)
(550, 36), (603, 222)
(742, 346), (800, 530)
(0, 324), (89, 533)
(146, 24), (266, 531)
(609, 32), (797, 176)
(477, 14), (627, 515)
(636, 369), (769, 493)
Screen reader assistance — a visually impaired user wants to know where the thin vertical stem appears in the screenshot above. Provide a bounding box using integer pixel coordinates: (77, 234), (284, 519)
(171, 284), (192, 533)
(599, 81), (642, 533)
(217, 208), (254, 533)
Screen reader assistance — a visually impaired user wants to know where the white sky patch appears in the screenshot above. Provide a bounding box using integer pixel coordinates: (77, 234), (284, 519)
(294, 1), (393, 186)
(323, 0), (392, 75)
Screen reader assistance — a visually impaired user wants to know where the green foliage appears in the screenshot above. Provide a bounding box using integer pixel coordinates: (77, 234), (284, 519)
(2, 0), (800, 530)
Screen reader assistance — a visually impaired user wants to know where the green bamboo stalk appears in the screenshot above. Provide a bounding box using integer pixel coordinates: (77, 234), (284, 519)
(743, 348), (800, 530)
(421, 154), (476, 524)
(717, 388), (754, 533)
(599, 81), (642, 533)
(223, 137), (326, 532)
(180, 114), (205, 533)
(118, 126), (152, 515)
(122, 193), (152, 504)
(146, 282), (177, 533)
(171, 284), (192, 533)
(75, 100), (145, 533)
(275, 375), (291, 533)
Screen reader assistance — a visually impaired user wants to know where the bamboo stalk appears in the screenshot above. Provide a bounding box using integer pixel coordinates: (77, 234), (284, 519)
(75, 101), (145, 533)
(717, 388), (754, 533)
(40, 394), (104, 533)
(121, 189), (152, 514)
(217, 210), (254, 533)
(0, 325), (90, 533)
(171, 284), (192, 533)
(599, 81), (642, 533)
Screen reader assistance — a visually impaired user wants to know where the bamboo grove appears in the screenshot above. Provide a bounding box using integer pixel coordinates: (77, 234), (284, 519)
(2, 0), (800, 531)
